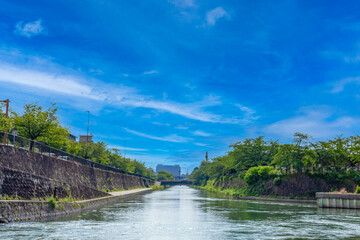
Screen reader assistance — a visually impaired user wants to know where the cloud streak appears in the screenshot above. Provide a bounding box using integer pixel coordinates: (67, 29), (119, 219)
(124, 128), (192, 143)
(193, 130), (213, 137)
(14, 20), (45, 38)
(107, 145), (148, 151)
(0, 59), (252, 124)
(331, 77), (360, 93)
(0, 64), (103, 100)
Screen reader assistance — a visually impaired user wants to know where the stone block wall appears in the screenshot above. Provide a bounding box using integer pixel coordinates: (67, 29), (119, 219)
(0, 166), (109, 200)
(0, 145), (154, 193)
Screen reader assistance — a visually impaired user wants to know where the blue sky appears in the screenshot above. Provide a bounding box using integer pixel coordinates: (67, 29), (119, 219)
(1, 0), (360, 172)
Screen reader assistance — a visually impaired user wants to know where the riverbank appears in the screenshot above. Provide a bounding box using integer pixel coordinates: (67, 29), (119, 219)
(194, 185), (317, 204)
(0, 188), (152, 223)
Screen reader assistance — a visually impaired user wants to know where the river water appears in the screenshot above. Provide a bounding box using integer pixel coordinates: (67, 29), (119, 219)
(1, 186), (360, 240)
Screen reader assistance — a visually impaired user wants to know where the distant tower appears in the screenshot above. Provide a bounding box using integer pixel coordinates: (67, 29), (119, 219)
(205, 151), (208, 161)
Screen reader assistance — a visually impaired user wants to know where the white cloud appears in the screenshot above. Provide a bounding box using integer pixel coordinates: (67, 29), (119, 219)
(331, 77), (360, 93)
(235, 104), (258, 121)
(0, 57), (251, 124)
(124, 128), (192, 143)
(0, 64), (103, 100)
(14, 20), (45, 38)
(169, 0), (196, 8)
(265, 107), (360, 138)
(194, 142), (207, 147)
(107, 145), (148, 151)
(143, 70), (158, 75)
(193, 130), (213, 137)
(206, 7), (229, 26)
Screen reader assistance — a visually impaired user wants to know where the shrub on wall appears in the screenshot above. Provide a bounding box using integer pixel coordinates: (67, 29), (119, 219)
(244, 166), (279, 185)
(48, 196), (57, 210)
(356, 185), (360, 194)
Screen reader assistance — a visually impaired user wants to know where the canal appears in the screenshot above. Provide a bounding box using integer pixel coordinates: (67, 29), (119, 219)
(1, 186), (360, 239)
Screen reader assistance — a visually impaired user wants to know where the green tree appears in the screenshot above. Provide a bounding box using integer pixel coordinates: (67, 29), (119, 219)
(229, 136), (278, 172)
(157, 170), (175, 181)
(0, 102), (14, 133)
(14, 103), (69, 150)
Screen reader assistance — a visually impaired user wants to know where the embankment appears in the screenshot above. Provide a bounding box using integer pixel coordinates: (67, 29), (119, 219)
(0, 145), (155, 222)
(198, 174), (357, 202)
(0, 145), (154, 197)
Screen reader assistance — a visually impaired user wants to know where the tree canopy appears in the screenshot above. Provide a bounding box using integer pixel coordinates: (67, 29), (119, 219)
(14, 103), (69, 149)
(157, 170), (175, 181)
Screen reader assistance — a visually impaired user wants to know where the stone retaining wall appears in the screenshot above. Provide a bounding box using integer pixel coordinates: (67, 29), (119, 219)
(0, 146), (154, 192)
(0, 166), (109, 200)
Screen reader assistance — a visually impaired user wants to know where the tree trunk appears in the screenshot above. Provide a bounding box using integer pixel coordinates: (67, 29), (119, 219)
(29, 140), (34, 151)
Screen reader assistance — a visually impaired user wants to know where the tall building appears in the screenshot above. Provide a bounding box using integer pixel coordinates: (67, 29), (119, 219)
(156, 164), (181, 179)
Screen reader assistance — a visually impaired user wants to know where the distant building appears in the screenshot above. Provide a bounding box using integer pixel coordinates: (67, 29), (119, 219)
(156, 164), (181, 179)
(79, 134), (94, 143)
(68, 134), (77, 141)
(180, 173), (189, 180)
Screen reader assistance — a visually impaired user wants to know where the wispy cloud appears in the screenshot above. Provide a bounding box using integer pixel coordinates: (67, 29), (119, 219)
(0, 56), (252, 124)
(0, 64), (103, 100)
(14, 20), (45, 38)
(108, 145), (148, 151)
(235, 104), (258, 121)
(168, 0), (196, 8)
(264, 106), (360, 138)
(194, 142), (207, 147)
(331, 77), (360, 93)
(206, 7), (230, 26)
(193, 130), (213, 137)
(143, 70), (158, 75)
(124, 128), (192, 143)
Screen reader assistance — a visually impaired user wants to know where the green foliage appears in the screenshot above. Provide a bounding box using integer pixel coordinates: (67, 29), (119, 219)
(229, 136), (279, 172)
(0, 103), (14, 132)
(356, 185), (360, 194)
(48, 196), (57, 209)
(150, 185), (164, 191)
(244, 166), (278, 185)
(157, 170), (175, 181)
(14, 103), (69, 149)
(190, 132), (360, 188)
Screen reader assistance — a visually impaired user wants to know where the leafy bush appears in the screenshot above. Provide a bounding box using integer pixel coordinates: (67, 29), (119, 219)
(48, 196), (57, 210)
(356, 185), (360, 194)
(244, 167), (260, 185)
(347, 169), (360, 185)
(244, 166), (278, 185)
(258, 166), (273, 178)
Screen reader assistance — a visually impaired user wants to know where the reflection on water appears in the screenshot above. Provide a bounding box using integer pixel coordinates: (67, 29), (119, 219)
(1, 186), (360, 239)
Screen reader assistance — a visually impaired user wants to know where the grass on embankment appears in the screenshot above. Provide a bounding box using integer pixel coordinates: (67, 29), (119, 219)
(150, 185), (164, 191)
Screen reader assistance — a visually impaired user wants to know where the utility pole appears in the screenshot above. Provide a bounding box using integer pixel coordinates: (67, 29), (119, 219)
(205, 151), (208, 161)
(124, 140), (126, 159)
(85, 111), (90, 159)
(1, 99), (10, 145)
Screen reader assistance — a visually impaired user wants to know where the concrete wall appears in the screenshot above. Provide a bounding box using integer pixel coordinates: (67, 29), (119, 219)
(316, 192), (360, 209)
(0, 145), (154, 193)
